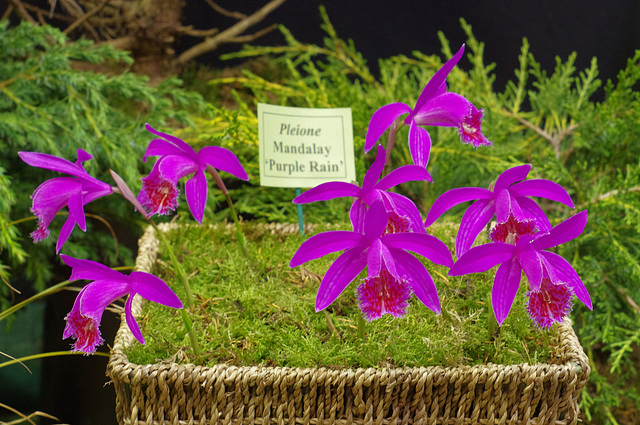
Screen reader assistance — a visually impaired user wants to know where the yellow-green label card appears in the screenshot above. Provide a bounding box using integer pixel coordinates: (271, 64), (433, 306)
(258, 103), (355, 188)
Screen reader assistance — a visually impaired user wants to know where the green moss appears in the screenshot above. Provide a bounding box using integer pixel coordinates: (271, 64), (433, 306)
(126, 221), (555, 368)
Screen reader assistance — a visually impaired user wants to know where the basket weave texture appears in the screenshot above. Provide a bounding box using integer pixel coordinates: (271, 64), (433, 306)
(107, 224), (590, 425)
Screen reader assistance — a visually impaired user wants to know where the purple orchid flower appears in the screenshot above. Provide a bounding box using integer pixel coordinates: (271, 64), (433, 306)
(364, 44), (491, 168)
(61, 254), (183, 354)
(294, 145), (431, 234)
(448, 211), (592, 327)
(424, 164), (575, 258)
(289, 200), (452, 320)
(18, 149), (114, 253)
(138, 123), (249, 224)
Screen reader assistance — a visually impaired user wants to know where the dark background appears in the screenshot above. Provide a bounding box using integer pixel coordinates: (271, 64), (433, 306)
(186, 0), (640, 95)
(1, 1), (639, 424)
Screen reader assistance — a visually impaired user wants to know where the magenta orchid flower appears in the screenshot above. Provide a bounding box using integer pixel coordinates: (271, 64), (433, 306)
(448, 211), (592, 327)
(18, 149), (114, 253)
(290, 201), (452, 320)
(364, 44), (491, 168)
(294, 145), (431, 234)
(424, 164), (575, 258)
(61, 254), (183, 354)
(138, 123), (249, 224)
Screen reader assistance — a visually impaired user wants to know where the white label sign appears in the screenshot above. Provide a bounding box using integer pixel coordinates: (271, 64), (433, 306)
(258, 103), (355, 188)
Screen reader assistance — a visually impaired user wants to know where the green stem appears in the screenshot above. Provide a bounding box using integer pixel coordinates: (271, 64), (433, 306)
(149, 221), (201, 357)
(488, 299), (498, 341)
(357, 315), (366, 340)
(207, 165), (248, 257)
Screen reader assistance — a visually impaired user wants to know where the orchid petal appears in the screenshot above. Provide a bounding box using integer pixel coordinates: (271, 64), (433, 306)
(293, 181), (360, 203)
(144, 123), (195, 156)
(130, 271), (183, 308)
(185, 168), (208, 224)
(56, 216), (76, 253)
(449, 243), (516, 275)
(517, 249), (544, 291)
(541, 251), (592, 309)
(19, 151), (88, 179)
(413, 92), (472, 127)
(315, 248), (368, 312)
(529, 211), (588, 251)
(143, 138), (195, 161)
(424, 187), (493, 227)
(517, 196), (551, 232)
(67, 192), (86, 231)
(377, 164), (432, 190)
(455, 198), (495, 258)
(494, 164), (531, 192)
(124, 294), (145, 344)
(349, 199), (367, 233)
(363, 200), (388, 239)
(393, 249), (441, 314)
(495, 189), (525, 223)
(289, 231), (365, 267)
(367, 239), (397, 278)
(156, 154), (198, 183)
(408, 120), (432, 168)
(198, 146), (249, 181)
(31, 178), (81, 225)
(362, 145), (387, 191)
(79, 279), (130, 319)
(383, 232), (453, 267)
(364, 103), (412, 152)
(510, 179), (575, 208)
(413, 44), (465, 113)
(492, 258), (523, 326)
(61, 255), (128, 283)
(387, 193), (427, 234)
(76, 149), (93, 163)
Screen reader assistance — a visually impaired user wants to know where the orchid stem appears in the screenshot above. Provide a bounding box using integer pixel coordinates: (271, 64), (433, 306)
(149, 220), (201, 357)
(488, 299), (498, 341)
(357, 315), (366, 340)
(207, 165), (248, 258)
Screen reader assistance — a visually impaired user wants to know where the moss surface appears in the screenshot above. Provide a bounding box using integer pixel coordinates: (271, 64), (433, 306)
(126, 221), (555, 368)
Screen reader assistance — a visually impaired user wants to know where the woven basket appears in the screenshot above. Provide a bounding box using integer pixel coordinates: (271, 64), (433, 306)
(107, 224), (591, 425)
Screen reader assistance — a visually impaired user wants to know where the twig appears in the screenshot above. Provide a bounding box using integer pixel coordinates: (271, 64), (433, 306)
(324, 310), (342, 340)
(503, 109), (578, 160)
(176, 0), (286, 65)
(22, 2), (75, 22)
(1, 4), (14, 21)
(203, 0), (247, 19)
(7, 0), (36, 23)
(177, 25), (220, 38)
(64, 0), (110, 35)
